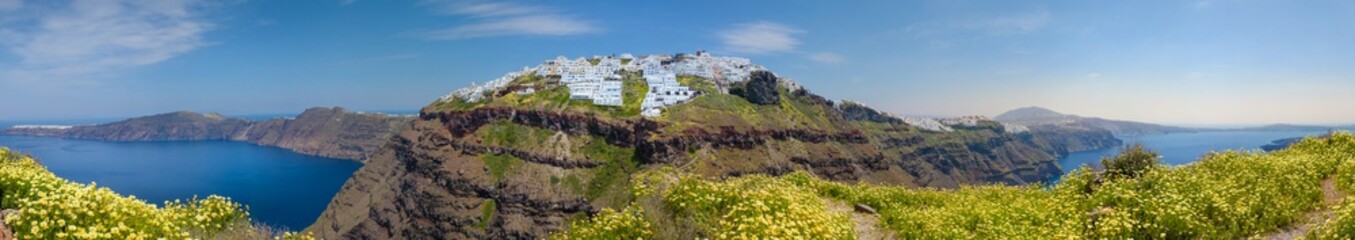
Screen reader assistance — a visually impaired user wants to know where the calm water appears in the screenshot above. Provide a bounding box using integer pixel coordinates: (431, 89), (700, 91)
(1053, 131), (1329, 181)
(0, 135), (361, 231)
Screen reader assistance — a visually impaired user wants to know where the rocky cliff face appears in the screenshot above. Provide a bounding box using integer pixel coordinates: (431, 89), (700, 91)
(307, 72), (1121, 238)
(234, 107), (412, 160)
(1025, 124), (1124, 153)
(2, 107), (412, 161)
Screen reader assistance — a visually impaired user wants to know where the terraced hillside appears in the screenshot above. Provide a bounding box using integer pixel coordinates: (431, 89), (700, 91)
(307, 56), (1119, 239)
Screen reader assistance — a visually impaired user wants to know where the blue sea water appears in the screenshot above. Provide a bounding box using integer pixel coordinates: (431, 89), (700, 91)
(0, 135), (361, 231)
(1053, 131), (1329, 181)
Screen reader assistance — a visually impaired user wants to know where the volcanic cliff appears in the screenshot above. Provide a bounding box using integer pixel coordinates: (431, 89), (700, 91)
(306, 54), (1120, 238)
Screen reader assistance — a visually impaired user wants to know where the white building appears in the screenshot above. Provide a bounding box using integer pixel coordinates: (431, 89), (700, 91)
(443, 51), (769, 116)
(639, 68), (697, 116)
(593, 80), (624, 106)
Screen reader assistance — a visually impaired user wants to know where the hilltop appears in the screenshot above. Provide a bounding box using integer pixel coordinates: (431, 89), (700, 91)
(2, 107), (412, 161)
(994, 106), (1196, 136)
(307, 52), (1120, 238)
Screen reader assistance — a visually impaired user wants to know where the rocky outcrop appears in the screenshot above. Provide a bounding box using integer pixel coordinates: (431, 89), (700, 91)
(839, 101), (903, 124)
(735, 71), (781, 105)
(2, 107), (412, 161)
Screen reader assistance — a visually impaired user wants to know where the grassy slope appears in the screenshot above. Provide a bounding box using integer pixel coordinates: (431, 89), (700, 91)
(552, 132), (1355, 239)
(429, 75), (1085, 238)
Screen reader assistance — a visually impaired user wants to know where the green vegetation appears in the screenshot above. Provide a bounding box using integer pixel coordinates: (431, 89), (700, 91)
(478, 121), (556, 149)
(551, 132), (1355, 239)
(579, 137), (638, 202)
(0, 148), (313, 239)
(1303, 134), (1355, 239)
(658, 83), (844, 133)
(676, 75), (717, 94)
(1100, 144), (1160, 180)
(478, 199), (496, 229)
(621, 73), (648, 117)
(509, 71), (545, 85)
(550, 205), (651, 240)
(426, 97), (486, 111)
(480, 153), (521, 183)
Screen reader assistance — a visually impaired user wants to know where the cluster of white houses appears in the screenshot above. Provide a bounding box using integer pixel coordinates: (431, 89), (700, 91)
(900, 116), (1028, 133)
(443, 51), (766, 117)
(440, 66), (536, 103)
(438, 52), (1034, 133)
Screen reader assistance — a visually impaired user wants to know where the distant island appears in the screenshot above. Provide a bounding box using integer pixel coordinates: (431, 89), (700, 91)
(993, 107), (1196, 136)
(2, 107), (413, 161)
(994, 106), (1353, 136)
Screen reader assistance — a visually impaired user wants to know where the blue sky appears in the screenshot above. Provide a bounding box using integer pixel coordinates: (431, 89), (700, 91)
(1, 0), (1352, 125)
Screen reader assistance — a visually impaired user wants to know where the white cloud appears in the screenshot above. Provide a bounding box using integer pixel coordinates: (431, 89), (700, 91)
(1, 0), (214, 83)
(417, 1), (597, 40)
(961, 11), (1051, 35)
(718, 21), (803, 54)
(808, 52), (844, 64)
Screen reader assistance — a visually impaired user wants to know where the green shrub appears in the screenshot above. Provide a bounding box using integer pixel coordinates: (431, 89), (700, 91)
(1101, 144), (1161, 180)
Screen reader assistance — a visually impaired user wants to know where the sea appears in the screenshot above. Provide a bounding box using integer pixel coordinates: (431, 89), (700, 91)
(1052, 131), (1330, 182)
(0, 129), (361, 231)
(0, 112), (415, 230)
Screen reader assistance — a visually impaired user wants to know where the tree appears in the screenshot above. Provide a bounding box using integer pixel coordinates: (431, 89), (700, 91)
(1100, 144), (1160, 180)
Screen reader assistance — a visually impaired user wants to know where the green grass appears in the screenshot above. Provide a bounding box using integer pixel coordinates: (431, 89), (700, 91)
(620, 73), (648, 117)
(427, 97), (486, 111)
(554, 132), (1355, 239)
(478, 199), (497, 229)
(477, 120), (556, 149)
(657, 84), (845, 133)
(677, 76), (718, 94)
(480, 153), (522, 183)
(580, 137), (639, 202)
(509, 71), (544, 85)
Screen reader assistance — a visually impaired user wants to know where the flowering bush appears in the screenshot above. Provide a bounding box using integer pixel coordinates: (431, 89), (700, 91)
(1302, 132), (1355, 239)
(665, 174), (854, 239)
(551, 132), (1355, 239)
(551, 205), (652, 240)
(0, 148), (313, 239)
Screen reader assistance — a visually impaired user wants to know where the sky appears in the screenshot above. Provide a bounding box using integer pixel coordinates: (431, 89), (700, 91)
(1, 0), (1353, 126)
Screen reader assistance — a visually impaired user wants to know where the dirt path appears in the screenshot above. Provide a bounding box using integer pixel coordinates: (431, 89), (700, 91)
(826, 199), (896, 240)
(1264, 178), (1346, 240)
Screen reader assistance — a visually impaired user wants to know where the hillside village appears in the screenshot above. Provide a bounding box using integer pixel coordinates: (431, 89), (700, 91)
(440, 51), (776, 117)
(440, 51), (1027, 133)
